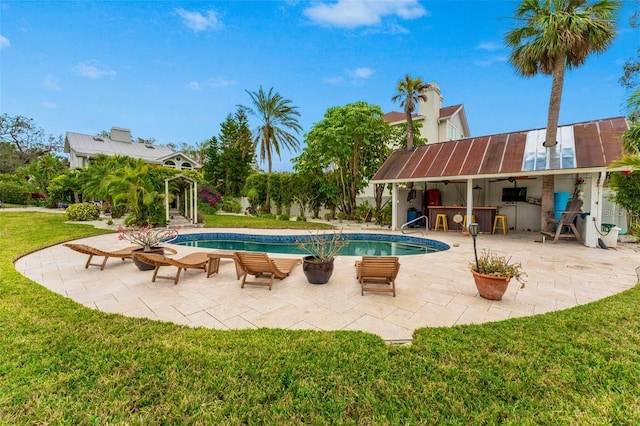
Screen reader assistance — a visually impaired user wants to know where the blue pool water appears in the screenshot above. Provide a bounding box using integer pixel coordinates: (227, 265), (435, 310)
(174, 233), (449, 256)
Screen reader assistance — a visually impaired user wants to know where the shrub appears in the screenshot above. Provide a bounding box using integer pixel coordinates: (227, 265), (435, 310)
(219, 196), (242, 213)
(258, 213), (276, 220)
(296, 215), (307, 222)
(66, 203), (101, 221)
(198, 185), (222, 210)
(324, 212), (334, 221)
(277, 214), (290, 221)
(0, 181), (30, 204)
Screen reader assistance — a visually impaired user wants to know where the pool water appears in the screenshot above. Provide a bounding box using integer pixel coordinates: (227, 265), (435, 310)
(174, 233), (449, 256)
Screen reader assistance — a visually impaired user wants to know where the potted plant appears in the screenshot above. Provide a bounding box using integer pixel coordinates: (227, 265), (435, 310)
(470, 249), (526, 300)
(296, 230), (349, 284)
(118, 226), (178, 270)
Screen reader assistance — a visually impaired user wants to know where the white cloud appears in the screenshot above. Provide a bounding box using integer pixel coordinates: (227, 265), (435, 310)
(42, 102), (57, 109)
(323, 76), (344, 85)
(347, 67), (374, 79)
(43, 74), (61, 91)
(175, 8), (221, 32)
(187, 81), (201, 90)
(473, 55), (507, 67)
(207, 77), (236, 89)
(477, 42), (503, 52)
(73, 61), (116, 79)
(304, 0), (426, 29)
(0, 34), (10, 49)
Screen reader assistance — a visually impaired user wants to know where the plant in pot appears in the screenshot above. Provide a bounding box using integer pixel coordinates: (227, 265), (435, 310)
(470, 249), (526, 300)
(296, 230), (349, 284)
(117, 226), (178, 270)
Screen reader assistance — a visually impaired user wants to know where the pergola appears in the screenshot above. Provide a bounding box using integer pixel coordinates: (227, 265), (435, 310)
(164, 174), (198, 226)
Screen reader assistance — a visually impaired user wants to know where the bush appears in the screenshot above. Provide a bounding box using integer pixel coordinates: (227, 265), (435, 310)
(219, 196), (242, 213)
(258, 213), (276, 220)
(0, 181), (30, 204)
(277, 214), (290, 221)
(296, 215), (307, 222)
(66, 203), (101, 221)
(198, 185), (222, 210)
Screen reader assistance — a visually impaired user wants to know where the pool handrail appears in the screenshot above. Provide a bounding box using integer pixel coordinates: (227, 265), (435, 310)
(401, 215), (428, 234)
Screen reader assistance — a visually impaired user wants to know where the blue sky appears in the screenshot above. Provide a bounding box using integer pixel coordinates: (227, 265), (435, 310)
(1, 0), (637, 171)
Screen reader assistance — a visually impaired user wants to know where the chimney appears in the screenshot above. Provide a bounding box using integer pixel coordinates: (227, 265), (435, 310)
(110, 127), (132, 143)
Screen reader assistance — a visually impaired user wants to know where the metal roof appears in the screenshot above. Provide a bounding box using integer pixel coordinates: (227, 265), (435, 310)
(64, 132), (175, 164)
(371, 116), (627, 183)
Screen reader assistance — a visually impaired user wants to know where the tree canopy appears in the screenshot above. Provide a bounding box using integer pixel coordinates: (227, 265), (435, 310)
(294, 101), (391, 218)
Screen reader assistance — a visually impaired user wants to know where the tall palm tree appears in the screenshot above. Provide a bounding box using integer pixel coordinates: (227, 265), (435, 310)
(391, 74), (432, 150)
(505, 0), (619, 230)
(244, 86), (302, 211)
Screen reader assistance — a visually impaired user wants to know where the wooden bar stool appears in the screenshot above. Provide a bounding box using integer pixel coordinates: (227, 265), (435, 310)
(462, 214), (476, 229)
(492, 215), (508, 235)
(434, 214), (448, 232)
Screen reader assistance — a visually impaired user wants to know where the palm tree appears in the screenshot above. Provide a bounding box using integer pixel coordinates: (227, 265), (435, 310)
(505, 0), (619, 230)
(243, 87), (302, 212)
(391, 74), (432, 150)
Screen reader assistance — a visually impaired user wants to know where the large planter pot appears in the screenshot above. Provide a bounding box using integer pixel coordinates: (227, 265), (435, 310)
(132, 247), (165, 271)
(471, 269), (511, 301)
(302, 256), (334, 284)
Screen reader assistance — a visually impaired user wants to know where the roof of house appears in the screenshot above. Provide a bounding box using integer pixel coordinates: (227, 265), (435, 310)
(64, 132), (175, 164)
(382, 104), (466, 125)
(372, 116), (628, 183)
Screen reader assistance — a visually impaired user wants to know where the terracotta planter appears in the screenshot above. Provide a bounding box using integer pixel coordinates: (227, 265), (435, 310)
(302, 256), (334, 284)
(132, 247), (165, 271)
(471, 269), (511, 301)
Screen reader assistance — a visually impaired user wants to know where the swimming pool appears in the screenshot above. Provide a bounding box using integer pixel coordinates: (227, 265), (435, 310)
(173, 233), (449, 256)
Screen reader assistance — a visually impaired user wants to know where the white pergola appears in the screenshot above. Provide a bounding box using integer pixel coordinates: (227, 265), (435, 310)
(164, 174), (198, 226)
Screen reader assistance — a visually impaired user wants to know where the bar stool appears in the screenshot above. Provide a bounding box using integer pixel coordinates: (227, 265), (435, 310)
(462, 214), (476, 229)
(434, 214), (448, 232)
(492, 215), (508, 235)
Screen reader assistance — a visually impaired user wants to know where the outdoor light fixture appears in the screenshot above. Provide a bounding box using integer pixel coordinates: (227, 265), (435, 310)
(469, 223), (480, 272)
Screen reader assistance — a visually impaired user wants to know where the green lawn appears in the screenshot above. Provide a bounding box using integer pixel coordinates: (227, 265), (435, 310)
(1, 212), (639, 424)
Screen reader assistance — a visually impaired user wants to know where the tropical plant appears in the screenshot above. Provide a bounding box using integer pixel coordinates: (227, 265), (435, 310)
(65, 203), (101, 221)
(504, 0), (620, 230)
(117, 226), (178, 252)
(295, 101), (391, 219)
(470, 249), (527, 287)
(243, 87), (302, 212)
(391, 74), (432, 150)
(295, 229), (349, 263)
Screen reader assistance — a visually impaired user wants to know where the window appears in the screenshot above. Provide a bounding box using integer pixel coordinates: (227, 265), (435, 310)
(164, 160), (176, 168)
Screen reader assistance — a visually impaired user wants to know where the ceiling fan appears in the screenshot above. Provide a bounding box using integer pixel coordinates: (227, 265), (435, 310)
(489, 176), (537, 183)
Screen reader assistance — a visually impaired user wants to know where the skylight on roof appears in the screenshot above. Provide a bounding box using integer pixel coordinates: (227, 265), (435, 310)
(522, 126), (576, 171)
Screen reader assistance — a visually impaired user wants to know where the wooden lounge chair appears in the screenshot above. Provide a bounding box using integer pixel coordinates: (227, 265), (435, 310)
(235, 252), (301, 290)
(132, 252), (209, 284)
(63, 243), (177, 270)
(540, 199), (584, 244)
(355, 256), (400, 297)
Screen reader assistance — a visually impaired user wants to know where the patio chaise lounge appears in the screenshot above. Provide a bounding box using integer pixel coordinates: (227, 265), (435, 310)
(63, 243), (177, 270)
(235, 252), (302, 290)
(355, 256), (400, 297)
(540, 199), (584, 244)
(131, 252), (209, 284)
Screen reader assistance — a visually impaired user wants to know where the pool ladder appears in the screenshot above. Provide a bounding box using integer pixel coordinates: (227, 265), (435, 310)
(401, 215), (428, 234)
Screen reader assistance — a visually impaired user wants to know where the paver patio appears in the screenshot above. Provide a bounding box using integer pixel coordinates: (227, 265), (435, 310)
(14, 225), (640, 342)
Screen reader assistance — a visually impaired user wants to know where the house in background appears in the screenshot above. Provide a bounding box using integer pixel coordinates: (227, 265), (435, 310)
(382, 82), (470, 144)
(64, 127), (201, 170)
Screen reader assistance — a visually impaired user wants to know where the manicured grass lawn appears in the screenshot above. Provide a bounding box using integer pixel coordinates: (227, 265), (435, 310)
(2, 212), (639, 424)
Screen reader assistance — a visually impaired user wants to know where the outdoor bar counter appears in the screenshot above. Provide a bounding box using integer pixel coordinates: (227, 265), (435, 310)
(428, 206), (497, 233)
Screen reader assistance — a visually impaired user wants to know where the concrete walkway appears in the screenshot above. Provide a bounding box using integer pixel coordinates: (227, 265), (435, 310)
(13, 220), (640, 342)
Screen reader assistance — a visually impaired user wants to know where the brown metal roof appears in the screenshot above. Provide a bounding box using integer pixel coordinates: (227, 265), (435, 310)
(372, 116), (627, 182)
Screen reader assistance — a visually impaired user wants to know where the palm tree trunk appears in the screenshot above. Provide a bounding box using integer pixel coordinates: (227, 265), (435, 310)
(405, 111), (414, 150)
(541, 54), (566, 231)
